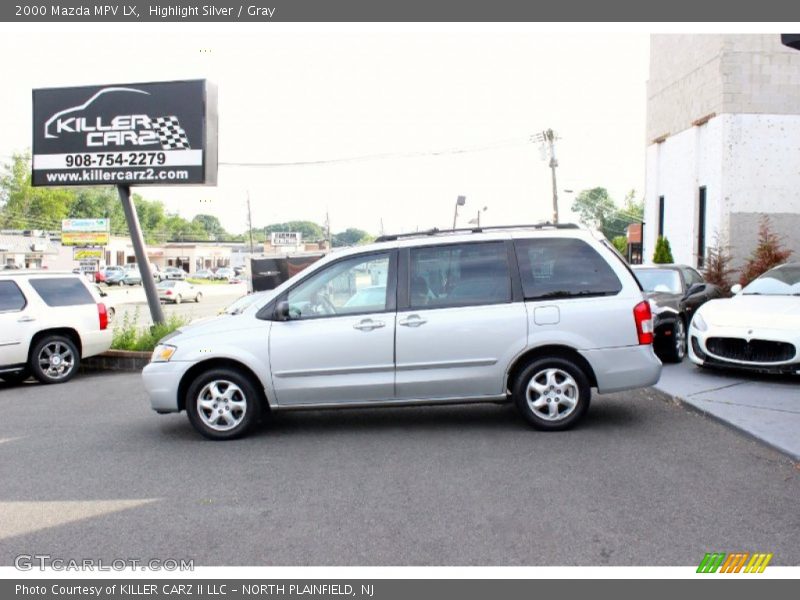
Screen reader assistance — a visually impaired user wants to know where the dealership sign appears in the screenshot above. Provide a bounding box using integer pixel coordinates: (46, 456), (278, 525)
(62, 232), (110, 246)
(271, 232), (302, 246)
(32, 80), (217, 186)
(62, 218), (109, 232)
(73, 248), (103, 260)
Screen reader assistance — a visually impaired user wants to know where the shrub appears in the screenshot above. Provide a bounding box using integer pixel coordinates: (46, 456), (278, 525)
(611, 235), (628, 256)
(652, 236), (674, 264)
(703, 234), (736, 295)
(111, 307), (189, 352)
(739, 215), (792, 286)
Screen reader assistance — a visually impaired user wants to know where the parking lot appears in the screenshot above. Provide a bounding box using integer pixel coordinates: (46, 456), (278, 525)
(1, 373), (798, 566)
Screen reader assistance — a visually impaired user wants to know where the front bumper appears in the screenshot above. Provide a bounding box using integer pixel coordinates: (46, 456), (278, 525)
(580, 344), (662, 394)
(142, 360), (194, 413)
(688, 325), (800, 375)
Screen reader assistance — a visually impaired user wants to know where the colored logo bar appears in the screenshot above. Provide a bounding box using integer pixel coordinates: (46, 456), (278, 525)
(697, 552), (773, 573)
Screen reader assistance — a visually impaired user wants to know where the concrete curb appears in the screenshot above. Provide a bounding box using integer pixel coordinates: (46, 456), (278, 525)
(80, 350), (150, 373)
(657, 388), (800, 462)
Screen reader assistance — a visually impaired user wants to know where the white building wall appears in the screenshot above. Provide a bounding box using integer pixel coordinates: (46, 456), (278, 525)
(645, 112), (800, 268)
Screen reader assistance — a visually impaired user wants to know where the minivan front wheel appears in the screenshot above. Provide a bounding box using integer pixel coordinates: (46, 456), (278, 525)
(513, 358), (591, 431)
(186, 368), (262, 440)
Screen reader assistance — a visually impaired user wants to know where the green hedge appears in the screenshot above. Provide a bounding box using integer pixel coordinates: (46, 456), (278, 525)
(111, 308), (189, 352)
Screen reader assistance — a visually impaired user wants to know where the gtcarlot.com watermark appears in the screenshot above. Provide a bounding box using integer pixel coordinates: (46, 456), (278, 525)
(14, 554), (194, 571)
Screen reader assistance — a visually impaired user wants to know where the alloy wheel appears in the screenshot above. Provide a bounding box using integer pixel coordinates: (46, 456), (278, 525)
(525, 368), (580, 422)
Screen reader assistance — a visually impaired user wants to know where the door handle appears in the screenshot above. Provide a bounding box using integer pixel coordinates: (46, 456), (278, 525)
(399, 315), (427, 327)
(17, 316), (35, 323)
(353, 319), (385, 331)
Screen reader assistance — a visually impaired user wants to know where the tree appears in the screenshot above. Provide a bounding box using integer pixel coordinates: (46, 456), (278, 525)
(739, 215), (792, 286)
(652, 236), (674, 264)
(332, 228), (374, 247)
(611, 235), (628, 256)
(192, 214), (226, 239)
(571, 187), (616, 234)
(703, 233), (736, 295)
(0, 153), (74, 230)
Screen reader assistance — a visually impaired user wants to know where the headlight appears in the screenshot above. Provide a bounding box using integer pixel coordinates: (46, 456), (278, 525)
(692, 313), (708, 332)
(151, 344), (177, 362)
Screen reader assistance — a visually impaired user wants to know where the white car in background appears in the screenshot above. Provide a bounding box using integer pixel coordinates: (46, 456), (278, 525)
(689, 263), (800, 374)
(0, 272), (112, 384)
(157, 280), (203, 304)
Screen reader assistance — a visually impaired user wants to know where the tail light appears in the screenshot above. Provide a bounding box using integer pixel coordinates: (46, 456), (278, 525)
(98, 302), (108, 331)
(633, 301), (654, 345)
(165, 290), (173, 295)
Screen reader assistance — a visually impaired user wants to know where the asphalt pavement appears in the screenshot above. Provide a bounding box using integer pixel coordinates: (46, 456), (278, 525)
(0, 374), (798, 566)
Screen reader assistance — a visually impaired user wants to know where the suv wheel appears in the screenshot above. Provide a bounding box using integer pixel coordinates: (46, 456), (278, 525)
(30, 335), (80, 384)
(660, 317), (687, 363)
(186, 368), (262, 440)
(513, 357), (591, 431)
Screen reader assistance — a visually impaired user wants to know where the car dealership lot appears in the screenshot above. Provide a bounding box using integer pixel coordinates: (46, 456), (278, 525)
(0, 373), (798, 566)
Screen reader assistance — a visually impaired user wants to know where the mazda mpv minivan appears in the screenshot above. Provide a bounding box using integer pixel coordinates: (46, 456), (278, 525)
(143, 224), (661, 439)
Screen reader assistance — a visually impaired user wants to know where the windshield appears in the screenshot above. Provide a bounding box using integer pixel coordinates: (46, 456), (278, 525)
(743, 265), (800, 295)
(634, 269), (682, 294)
(157, 281), (176, 288)
(224, 293), (263, 314)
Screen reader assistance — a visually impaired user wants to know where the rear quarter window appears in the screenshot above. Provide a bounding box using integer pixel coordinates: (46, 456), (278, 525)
(28, 277), (94, 307)
(0, 280), (27, 311)
(514, 238), (622, 300)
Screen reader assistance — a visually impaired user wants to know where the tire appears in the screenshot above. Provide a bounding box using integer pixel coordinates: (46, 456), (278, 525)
(1, 369), (30, 385)
(29, 335), (80, 384)
(512, 357), (591, 431)
(107, 307), (116, 321)
(185, 368), (263, 440)
(175, 294), (182, 305)
(659, 317), (687, 363)
(195, 292), (202, 303)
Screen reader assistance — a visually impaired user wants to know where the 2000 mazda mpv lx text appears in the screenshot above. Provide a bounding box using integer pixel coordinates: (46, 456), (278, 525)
(142, 225), (662, 439)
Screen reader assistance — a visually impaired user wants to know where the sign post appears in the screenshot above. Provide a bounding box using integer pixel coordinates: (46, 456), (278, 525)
(32, 79), (218, 325)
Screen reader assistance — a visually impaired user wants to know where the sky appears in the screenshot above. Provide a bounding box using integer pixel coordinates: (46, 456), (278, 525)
(0, 26), (649, 237)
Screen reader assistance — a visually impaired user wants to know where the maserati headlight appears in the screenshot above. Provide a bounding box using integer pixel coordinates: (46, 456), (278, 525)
(692, 313), (708, 332)
(151, 344), (177, 362)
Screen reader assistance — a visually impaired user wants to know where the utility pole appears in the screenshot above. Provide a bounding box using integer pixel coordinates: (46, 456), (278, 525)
(325, 210), (331, 248)
(532, 129), (560, 224)
(246, 191), (254, 255)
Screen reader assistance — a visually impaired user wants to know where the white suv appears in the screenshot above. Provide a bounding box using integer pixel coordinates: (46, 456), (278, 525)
(143, 225), (661, 439)
(0, 272), (112, 385)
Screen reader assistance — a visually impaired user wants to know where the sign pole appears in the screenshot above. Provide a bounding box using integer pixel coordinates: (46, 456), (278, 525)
(117, 184), (165, 325)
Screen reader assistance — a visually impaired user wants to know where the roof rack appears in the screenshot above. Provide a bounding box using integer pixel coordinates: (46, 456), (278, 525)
(375, 222), (580, 243)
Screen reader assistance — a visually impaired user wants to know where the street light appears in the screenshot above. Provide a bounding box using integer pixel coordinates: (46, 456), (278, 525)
(452, 195), (466, 229)
(468, 206), (488, 227)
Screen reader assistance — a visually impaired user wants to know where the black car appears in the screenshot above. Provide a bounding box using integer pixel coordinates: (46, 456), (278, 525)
(632, 264), (723, 363)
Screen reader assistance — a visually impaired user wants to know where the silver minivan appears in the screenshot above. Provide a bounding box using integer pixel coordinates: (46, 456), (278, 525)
(143, 225), (661, 439)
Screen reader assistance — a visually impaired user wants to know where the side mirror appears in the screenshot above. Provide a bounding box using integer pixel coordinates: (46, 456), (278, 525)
(275, 300), (291, 321)
(730, 284), (743, 295)
(684, 282), (706, 298)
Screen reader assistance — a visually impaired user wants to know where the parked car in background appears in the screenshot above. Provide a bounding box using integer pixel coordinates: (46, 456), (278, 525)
(689, 262), (800, 374)
(193, 269), (215, 280)
(161, 267), (186, 281)
(121, 269), (142, 286)
(143, 225), (661, 439)
(157, 280), (203, 304)
(632, 264), (723, 362)
(104, 268), (127, 286)
(0, 271), (111, 384)
(92, 284), (116, 321)
(94, 270), (106, 283)
(214, 267), (236, 281)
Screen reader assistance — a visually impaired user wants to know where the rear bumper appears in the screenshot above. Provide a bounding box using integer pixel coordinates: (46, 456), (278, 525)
(580, 345), (662, 394)
(142, 360), (194, 412)
(81, 329), (112, 358)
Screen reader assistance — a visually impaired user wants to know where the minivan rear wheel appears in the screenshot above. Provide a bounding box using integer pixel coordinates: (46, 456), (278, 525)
(513, 357), (591, 431)
(186, 368), (262, 440)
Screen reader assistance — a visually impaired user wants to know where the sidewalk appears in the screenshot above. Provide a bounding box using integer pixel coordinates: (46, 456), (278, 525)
(655, 362), (800, 460)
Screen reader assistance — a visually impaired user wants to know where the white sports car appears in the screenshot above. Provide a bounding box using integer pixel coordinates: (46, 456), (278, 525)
(688, 263), (800, 374)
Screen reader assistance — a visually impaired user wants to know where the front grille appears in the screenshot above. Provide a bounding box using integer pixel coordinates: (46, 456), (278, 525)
(705, 337), (796, 363)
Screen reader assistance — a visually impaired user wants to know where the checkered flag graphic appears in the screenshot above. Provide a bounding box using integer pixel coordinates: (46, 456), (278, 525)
(152, 116), (191, 150)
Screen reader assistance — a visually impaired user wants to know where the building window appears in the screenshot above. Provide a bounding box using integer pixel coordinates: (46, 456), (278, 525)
(697, 187), (707, 269)
(658, 196), (665, 238)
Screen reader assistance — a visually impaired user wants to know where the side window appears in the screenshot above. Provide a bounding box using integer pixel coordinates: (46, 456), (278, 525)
(409, 242), (511, 309)
(0, 281), (27, 312)
(286, 253), (390, 319)
(683, 268), (703, 287)
(514, 238), (622, 300)
(28, 278), (94, 307)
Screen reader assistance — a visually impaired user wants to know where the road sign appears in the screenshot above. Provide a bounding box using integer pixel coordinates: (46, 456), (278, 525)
(32, 80), (217, 186)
